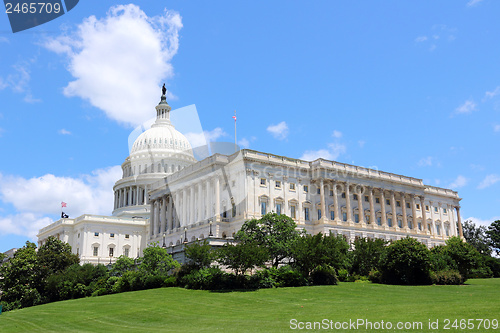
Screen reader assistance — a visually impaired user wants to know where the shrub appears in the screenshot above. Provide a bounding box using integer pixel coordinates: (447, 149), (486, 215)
(469, 266), (493, 279)
(430, 270), (463, 285)
(310, 265), (338, 286)
(337, 269), (349, 282)
(350, 238), (386, 276)
(276, 266), (308, 287)
(368, 269), (382, 284)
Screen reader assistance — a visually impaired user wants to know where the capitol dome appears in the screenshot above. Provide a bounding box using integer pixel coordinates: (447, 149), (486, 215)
(112, 91), (197, 218)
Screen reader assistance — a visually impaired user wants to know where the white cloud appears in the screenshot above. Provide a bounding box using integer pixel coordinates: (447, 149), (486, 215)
(455, 99), (477, 114)
(184, 127), (227, 148)
(418, 156), (433, 167)
(238, 138), (250, 148)
(467, 0), (483, 7)
(358, 140), (365, 148)
(415, 36), (428, 42)
(0, 213), (53, 239)
(44, 4), (183, 127)
(300, 143), (346, 161)
(494, 124), (500, 132)
(478, 174), (500, 189)
(449, 175), (468, 189)
(332, 130), (342, 139)
(0, 37), (9, 43)
(0, 77), (7, 90)
(0, 166), (121, 218)
(465, 216), (499, 228)
(58, 129), (72, 135)
(267, 121), (288, 140)
(485, 86), (500, 99)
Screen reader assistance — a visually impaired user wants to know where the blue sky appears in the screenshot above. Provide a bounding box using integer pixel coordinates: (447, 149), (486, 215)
(1, 0), (499, 252)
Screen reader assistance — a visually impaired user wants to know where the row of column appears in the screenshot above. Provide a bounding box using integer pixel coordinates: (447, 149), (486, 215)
(150, 176), (221, 237)
(114, 185), (148, 210)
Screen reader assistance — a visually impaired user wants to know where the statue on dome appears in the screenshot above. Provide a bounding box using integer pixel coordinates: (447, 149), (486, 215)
(162, 83), (167, 96)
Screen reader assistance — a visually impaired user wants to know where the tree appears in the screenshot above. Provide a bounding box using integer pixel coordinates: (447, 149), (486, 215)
(110, 255), (135, 277)
(185, 240), (215, 270)
(486, 220), (500, 256)
(217, 241), (268, 276)
(462, 220), (491, 255)
(350, 237), (387, 276)
(443, 236), (481, 280)
(0, 242), (42, 309)
(37, 236), (79, 277)
(235, 213), (302, 267)
(379, 237), (432, 285)
(138, 243), (180, 276)
(291, 233), (349, 277)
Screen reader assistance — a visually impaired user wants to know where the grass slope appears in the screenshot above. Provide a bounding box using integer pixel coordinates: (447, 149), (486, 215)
(1, 279), (499, 332)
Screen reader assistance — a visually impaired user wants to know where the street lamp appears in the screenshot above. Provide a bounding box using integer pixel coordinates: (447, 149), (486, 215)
(162, 232), (166, 248)
(209, 219), (213, 237)
(183, 227), (188, 243)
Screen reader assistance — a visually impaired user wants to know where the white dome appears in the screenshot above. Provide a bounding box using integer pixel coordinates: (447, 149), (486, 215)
(131, 123), (194, 158)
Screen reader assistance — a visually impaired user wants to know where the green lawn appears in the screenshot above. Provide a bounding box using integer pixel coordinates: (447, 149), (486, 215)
(1, 279), (499, 332)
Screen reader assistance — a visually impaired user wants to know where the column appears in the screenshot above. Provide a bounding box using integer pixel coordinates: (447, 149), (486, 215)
(215, 176), (221, 221)
(144, 186), (149, 204)
(369, 187), (375, 224)
(411, 194), (417, 231)
(333, 181), (340, 222)
(319, 178), (326, 221)
(136, 186), (140, 206)
(155, 200), (160, 235)
(198, 183), (203, 222)
(429, 201), (436, 235)
(206, 179), (211, 219)
(149, 199), (155, 236)
(401, 193), (408, 229)
(182, 190), (187, 227)
(357, 186), (364, 224)
(161, 196), (166, 233)
(420, 196), (427, 233)
(127, 187), (132, 206)
(346, 183), (352, 222)
(380, 189), (387, 227)
(390, 191), (397, 228)
(456, 206), (464, 239)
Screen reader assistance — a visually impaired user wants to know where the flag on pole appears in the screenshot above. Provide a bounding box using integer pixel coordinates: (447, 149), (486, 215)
(61, 201), (67, 208)
(232, 115), (237, 121)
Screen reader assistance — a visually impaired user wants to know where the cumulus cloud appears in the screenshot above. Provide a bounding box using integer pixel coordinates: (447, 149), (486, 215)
(332, 130), (342, 138)
(449, 175), (468, 189)
(238, 138), (250, 148)
(418, 156), (433, 167)
(485, 86), (500, 99)
(455, 100), (477, 114)
(2, 61), (41, 103)
(0, 166), (122, 238)
(267, 121), (288, 140)
(44, 4), (183, 127)
(300, 143), (346, 161)
(478, 174), (500, 189)
(58, 129), (72, 135)
(184, 127), (227, 148)
(465, 216), (500, 228)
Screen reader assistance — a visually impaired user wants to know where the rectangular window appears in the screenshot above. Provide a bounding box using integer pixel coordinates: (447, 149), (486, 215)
(93, 246), (98, 257)
(388, 218), (393, 227)
(291, 206), (296, 219)
(418, 223), (422, 231)
(260, 178), (267, 186)
(110, 233), (115, 238)
(275, 181), (281, 189)
(377, 217), (382, 225)
(125, 234), (130, 239)
(124, 248), (129, 257)
(304, 207), (310, 221)
(354, 214), (359, 223)
(365, 196), (369, 202)
(398, 219), (402, 228)
(303, 185), (309, 193)
(317, 188), (320, 194)
(276, 203), (282, 215)
(434, 207), (438, 213)
(353, 194), (358, 200)
(109, 247), (114, 257)
(445, 227), (450, 236)
(416, 204), (420, 210)
(290, 183), (295, 190)
(436, 225), (441, 235)
(329, 190), (333, 196)
(94, 232), (99, 237)
(386, 199), (390, 205)
(330, 210), (335, 220)
(375, 198), (380, 204)
(342, 212), (347, 221)
(341, 192), (346, 199)
(443, 208), (447, 214)
(261, 201), (267, 215)
(426, 205), (430, 211)
(406, 203), (411, 209)
(317, 209), (322, 220)
(396, 201), (401, 207)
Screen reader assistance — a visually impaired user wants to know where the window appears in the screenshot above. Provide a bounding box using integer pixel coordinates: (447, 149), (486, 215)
(375, 198), (380, 204)
(93, 246), (98, 257)
(426, 205), (430, 211)
(388, 218), (393, 227)
(377, 217), (382, 225)
(330, 210), (335, 220)
(386, 199), (390, 205)
(276, 203), (282, 215)
(110, 233), (115, 238)
(291, 206), (296, 219)
(428, 224), (432, 232)
(406, 203), (411, 209)
(275, 181), (282, 189)
(418, 223), (422, 231)
(94, 232), (99, 237)
(342, 212), (347, 221)
(396, 201), (401, 207)
(354, 214), (359, 223)
(341, 192), (346, 199)
(125, 234), (130, 239)
(304, 207), (310, 221)
(303, 185), (309, 193)
(109, 247), (114, 257)
(78, 233), (80, 238)
(443, 208), (447, 214)
(365, 196), (369, 202)
(124, 248), (129, 257)
(434, 207), (438, 213)
(290, 183), (295, 190)
(261, 201), (267, 215)
(317, 209), (322, 220)
(445, 226), (450, 236)
(260, 178), (267, 186)
(398, 219), (402, 228)
(436, 224), (441, 235)
(353, 194), (358, 200)
(416, 204), (420, 210)
(329, 190), (333, 196)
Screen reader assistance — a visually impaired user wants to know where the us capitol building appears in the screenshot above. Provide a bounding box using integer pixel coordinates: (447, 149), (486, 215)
(37, 91), (464, 264)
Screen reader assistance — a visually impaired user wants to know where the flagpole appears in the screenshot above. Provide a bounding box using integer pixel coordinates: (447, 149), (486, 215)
(233, 110), (237, 152)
